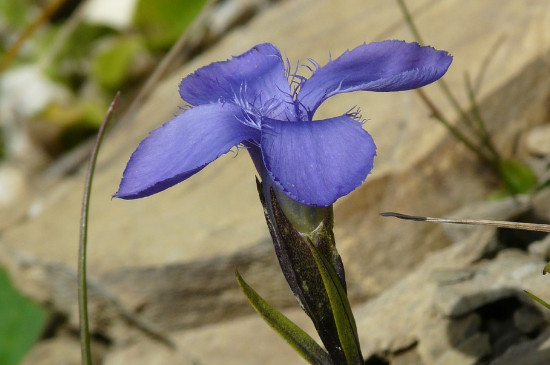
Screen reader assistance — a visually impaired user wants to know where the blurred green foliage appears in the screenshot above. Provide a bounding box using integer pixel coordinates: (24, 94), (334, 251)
(91, 34), (145, 89)
(0, 0), (208, 158)
(0, 0), (32, 29)
(499, 159), (539, 195)
(134, 0), (207, 50)
(0, 267), (47, 365)
(45, 23), (114, 85)
(0, 1), (208, 361)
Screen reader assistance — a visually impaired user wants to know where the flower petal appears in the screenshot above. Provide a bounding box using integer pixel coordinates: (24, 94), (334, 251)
(179, 43), (295, 120)
(115, 103), (259, 199)
(261, 116), (376, 207)
(298, 41), (452, 117)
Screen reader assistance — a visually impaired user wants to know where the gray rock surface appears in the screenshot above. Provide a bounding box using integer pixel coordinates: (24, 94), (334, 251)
(355, 230), (550, 364)
(490, 329), (550, 365)
(20, 336), (101, 365)
(102, 308), (316, 365)
(526, 124), (550, 157)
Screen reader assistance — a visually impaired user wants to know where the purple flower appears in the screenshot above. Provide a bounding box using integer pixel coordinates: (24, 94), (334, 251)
(115, 41), (451, 206)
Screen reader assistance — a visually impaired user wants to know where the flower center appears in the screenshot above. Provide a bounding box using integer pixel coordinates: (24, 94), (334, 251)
(231, 82), (290, 129)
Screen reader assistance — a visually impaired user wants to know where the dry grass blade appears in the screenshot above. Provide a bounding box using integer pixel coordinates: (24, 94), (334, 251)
(380, 212), (550, 233)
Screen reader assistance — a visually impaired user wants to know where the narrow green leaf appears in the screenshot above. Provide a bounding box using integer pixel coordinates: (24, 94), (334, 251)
(235, 270), (331, 365)
(306, 241), (363, 365)
(524, 291), (550, 311)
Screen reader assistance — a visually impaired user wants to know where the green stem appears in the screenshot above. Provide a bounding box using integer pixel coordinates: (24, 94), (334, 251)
(78, 92), (119, 365)
(464, 73), (500, 162)
(395, 0), (424, 45)
(415, 89), (495, 165)
(397, 0), (501, 168)
(396, 0), (474, 133)
(397, 0), (477, 132)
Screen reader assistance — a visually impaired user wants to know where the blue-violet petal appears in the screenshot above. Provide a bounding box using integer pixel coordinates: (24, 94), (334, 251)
(298, 40), (452, 117)
(115, 103), (259, 199)
(179, 43), (295, 120)
(261, 116), (376, 207)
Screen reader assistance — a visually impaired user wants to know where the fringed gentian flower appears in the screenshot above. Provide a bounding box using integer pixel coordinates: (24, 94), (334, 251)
(115, 41), (452, 208)
(115, 41), (452, 362)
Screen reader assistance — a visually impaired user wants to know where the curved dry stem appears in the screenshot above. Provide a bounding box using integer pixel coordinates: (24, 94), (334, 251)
(78, 92), (119, 365)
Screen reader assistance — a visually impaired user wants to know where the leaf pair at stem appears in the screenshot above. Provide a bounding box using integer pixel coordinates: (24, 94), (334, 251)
(236, 180), (363, 365)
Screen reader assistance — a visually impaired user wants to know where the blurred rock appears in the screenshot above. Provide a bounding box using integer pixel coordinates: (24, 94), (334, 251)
(437, 332), (491, 365)
(355, 239), (550, 364)
(490, 329), (550, 365)
(439, 195), (531, 243)
(531, 187), (550, 223)
(357, 242), (550, 364)
(103, 308), (315, 365)
(354, 225), (494, 362)
(528, 235), (550, 260)
(0, 66), (64, 164)
(83, 0), (137, 30)
(0, 66), (70, 121)
(0, 163), (26, 207)
(0, 163), (32, 231)
(433, 250), (543, 317)
(417, 312), (481, 363)
(514, 305), (545, 335)
(526, 124), (550, 157)
(391, 348), (423, 365)
(20, 336), (87, 365)
(207, 0), (274, 39)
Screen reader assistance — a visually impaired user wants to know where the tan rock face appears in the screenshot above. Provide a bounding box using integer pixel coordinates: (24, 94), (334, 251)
(2, 0), (550, 363)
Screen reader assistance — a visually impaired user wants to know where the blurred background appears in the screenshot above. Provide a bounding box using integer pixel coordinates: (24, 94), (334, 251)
(1, 0), (550, 364)
(0, 0), (244, 363)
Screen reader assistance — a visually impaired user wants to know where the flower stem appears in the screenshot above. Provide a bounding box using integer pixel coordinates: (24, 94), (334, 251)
(464, 73), (500, 162)
(396, 0), (473, 126)
(78, 92), (119, 365)
(395, 0), (424, 45)
(396, 0), (502, 168)
(415, 88), (495, 165)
